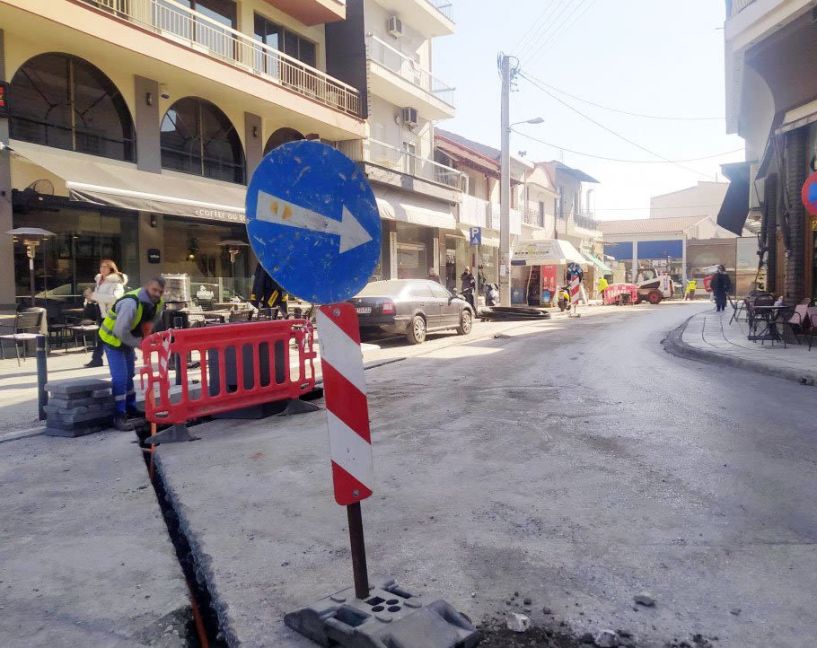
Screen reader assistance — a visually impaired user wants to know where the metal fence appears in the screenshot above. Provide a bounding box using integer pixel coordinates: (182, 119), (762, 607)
(429, 1), (454, 22)
(366, 34), (455, 107)
(80, 0), (361, 116)
(363, 139), (464, 190)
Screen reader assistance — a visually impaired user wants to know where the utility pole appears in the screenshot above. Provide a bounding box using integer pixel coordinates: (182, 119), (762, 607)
(499, 53), (512, 307)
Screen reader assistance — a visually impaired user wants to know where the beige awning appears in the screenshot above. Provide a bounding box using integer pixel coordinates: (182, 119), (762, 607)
(375, 188), (456, 229)
(512, 239), (585, 266)
(10, 140), (246, 223)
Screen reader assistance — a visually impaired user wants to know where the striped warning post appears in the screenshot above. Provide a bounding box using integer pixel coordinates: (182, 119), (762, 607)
(316, 303), (374, 506)
(570, 276), (581, 305)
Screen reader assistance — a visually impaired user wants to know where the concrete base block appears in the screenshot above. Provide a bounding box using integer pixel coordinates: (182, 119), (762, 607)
(45, 378), (111, 396)
(284, 577), (479, 648)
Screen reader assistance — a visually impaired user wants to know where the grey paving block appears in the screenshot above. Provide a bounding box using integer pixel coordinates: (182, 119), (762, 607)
(45, 377), (111, 396)
(47, 395), (111, 409)
(47, 407), (115, 426)
(44, 424), (107, 438)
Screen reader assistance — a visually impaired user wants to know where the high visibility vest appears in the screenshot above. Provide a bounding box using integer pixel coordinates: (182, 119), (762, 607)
(687, 280), (697, 291)
(99, 290), (164, 348)
(598, 278), (609, 292)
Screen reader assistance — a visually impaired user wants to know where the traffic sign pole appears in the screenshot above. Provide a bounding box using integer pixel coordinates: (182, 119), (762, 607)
(347, 502), (369, 599)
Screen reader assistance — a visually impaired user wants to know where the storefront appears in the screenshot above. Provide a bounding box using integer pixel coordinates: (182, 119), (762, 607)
(510, 239), (586, 306)
(12, 200), (139, 308)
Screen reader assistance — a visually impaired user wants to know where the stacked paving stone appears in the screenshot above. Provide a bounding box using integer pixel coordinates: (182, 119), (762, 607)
(44, 378), (115, 438)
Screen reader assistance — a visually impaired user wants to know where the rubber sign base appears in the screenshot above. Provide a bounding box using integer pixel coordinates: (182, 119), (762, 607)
(284, 576), (480, 648)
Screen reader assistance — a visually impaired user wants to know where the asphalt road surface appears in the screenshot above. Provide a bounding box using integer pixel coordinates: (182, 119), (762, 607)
(156, 303), (817, 648)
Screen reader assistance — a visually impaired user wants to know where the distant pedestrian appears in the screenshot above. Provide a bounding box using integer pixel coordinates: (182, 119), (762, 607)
(98, 277), (165, 431)
(711, 265), (731, 312)
(684, 279), (697, 301)
(427, 267), (441, 283)
(461, 266), (476, 310)
(597, 275), (609, 300)
(84, 260), (126, 368)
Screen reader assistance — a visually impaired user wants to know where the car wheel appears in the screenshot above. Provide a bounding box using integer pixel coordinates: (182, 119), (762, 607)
(647, 290), (663, 305)
(457, 309), (473, 335)
(406, 315), (427, 345)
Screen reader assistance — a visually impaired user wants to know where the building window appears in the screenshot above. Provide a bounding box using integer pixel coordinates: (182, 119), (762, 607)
(9, 53), (134, 161)
(254, 13), (317, 69)
(538, 201), (545, 227)
(160, 97), (245, 184)
(264, 127), (304, 155)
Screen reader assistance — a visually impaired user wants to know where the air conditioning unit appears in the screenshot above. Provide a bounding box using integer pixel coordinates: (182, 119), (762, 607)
(387, 15), (403, 38)
(401, 107), (419, 128)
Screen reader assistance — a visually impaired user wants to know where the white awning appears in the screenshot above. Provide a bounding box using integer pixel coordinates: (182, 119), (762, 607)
(512, 239), (585, 266)
(10, 140), (246, 223)
(375, 188), (456, 229)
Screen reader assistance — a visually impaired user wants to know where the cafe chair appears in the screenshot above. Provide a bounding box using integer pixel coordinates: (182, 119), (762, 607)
(0, 309), (45, 365)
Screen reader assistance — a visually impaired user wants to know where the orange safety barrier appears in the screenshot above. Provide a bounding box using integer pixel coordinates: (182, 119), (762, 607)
(140, 319), (316, 425)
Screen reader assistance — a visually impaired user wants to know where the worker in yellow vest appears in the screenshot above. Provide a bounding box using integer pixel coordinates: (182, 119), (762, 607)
(597, 276), (609, 300)
(98, 278), (165, 431)
(685, 279), (697, 301)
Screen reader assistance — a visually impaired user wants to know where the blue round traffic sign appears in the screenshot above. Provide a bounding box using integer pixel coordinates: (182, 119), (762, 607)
(246, 141), (381, 304)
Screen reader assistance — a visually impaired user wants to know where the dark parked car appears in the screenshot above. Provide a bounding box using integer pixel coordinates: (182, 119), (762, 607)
(348, 279), (475, 344)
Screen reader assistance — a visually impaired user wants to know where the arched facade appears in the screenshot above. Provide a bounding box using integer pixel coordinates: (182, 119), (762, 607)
(160, 97), (245, 184)
(9, 52), (135, 161)
(263, 127), (304, 155)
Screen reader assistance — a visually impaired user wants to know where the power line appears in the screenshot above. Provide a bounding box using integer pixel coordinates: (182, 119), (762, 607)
(545, 0), (600, 51)
(518, 70), (714, 179)
(522, 0), (580, 62)
(520, 70), (722, 121)
(512, 128), (743, 164)
(515, 1), (570, 60)
(526, 0), (594, 62)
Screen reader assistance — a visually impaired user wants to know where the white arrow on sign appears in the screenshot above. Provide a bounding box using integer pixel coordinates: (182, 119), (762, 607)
(256, 191), (372, 253)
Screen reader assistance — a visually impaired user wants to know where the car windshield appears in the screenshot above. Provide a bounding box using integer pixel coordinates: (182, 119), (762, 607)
(356, 280), (414, 298)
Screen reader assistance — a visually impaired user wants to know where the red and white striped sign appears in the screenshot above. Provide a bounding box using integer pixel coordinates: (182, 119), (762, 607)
(316, 303), (374, 506)
(570, 276), (581, 305)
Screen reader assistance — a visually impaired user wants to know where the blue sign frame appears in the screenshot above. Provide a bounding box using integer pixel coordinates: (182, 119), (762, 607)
(245, 141), (382, 304)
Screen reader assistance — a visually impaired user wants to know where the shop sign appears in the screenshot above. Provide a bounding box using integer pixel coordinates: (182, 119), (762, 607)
(0, 82), (8, 117)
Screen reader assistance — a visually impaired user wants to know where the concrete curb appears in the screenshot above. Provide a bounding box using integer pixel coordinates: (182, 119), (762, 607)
(0, 426), (46, 444)
(662, 316), (817, 386)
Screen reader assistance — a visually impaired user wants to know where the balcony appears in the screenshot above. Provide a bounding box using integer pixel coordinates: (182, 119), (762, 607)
(79, 0), (360, 117)
(522, 206), (546, 228)
(365, 139), (463, 188)
(262, 0), (346, 26)
(371, 0), (455, 36)
(366, 34), (455, 120)
(459, 194), (490, 228)
(726, 0), (757, 16)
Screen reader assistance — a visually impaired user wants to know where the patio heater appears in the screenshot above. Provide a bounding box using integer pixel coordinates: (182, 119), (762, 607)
(219, 239), (248, 298)
(7, 227), (55, 306)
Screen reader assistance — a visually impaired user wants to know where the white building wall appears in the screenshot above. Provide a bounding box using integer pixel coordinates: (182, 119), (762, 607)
(650, 182), (730, 221)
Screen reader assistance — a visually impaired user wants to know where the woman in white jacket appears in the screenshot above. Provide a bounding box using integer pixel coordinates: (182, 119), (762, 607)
(85, 259), (127, 368)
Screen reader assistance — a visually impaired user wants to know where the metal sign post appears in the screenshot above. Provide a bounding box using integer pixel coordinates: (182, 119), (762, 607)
(247, 142), (479, 647)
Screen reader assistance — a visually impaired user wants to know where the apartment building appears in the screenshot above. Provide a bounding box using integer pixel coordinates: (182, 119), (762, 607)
(323, 0), (459, 283)
(0, 0), (368, 309)
(722, 0), (817, 300)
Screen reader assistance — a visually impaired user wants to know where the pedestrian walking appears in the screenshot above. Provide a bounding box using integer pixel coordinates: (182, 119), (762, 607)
(684, 278), (697, 301)
(711, 265), (731, 312)
(84, 260), (126, 368)
(98, 277), (165, 431)
(427, 267), (441, 283)
(461, 266), (476, 310)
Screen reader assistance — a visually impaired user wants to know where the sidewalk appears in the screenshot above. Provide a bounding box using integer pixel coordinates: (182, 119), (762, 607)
(0, 432), (191, 647)
(663, 307), (817, 385)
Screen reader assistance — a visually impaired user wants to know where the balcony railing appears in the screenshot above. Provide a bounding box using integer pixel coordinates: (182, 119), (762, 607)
(522, 205), (546, 228)
(726, 0), (757, 17)
(428, 1), (454, 22)
(572, 212), (599, 231)
(459, 194), (489, 227)
(366, 34), (455, 107)
(80, 0), (361, 117)
(343, 138), (464, 189)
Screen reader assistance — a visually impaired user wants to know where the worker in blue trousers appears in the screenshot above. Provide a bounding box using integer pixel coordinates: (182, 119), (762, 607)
(98, 277), (166, 431)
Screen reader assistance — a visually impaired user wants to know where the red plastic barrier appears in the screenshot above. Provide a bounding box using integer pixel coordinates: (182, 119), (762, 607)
(140, 320), (316, 425)
(603, 283), (638, 305)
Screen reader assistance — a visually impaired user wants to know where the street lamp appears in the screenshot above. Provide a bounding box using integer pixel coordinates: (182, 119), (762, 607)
(511, 116), (544, 127)
(7, 227), (55, 306)
(219, 239), (248, 299)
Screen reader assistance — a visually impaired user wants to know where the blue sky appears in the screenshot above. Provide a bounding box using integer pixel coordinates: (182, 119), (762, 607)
(433, 0), (744, 220)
